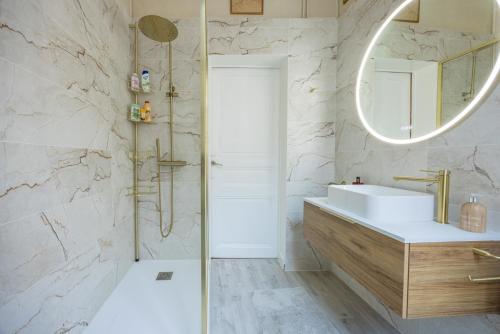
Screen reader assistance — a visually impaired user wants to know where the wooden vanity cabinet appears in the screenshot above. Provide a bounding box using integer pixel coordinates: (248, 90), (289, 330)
(304, 202), (500, 319)
(408, 242), (500, 318)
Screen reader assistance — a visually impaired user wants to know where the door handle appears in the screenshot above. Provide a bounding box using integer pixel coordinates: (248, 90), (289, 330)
(211, 160), (223, 167)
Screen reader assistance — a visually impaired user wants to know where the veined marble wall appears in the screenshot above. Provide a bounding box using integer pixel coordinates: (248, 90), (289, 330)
(137, 17), (337, 270)
(0, 0), (134, 333)
(210, 17), (337, 271)
(335, 0), (500, 333)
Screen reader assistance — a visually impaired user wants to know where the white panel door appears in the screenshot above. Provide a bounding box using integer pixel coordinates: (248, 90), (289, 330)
(210, 67), (280, 258)
(374, 71), (411, 139)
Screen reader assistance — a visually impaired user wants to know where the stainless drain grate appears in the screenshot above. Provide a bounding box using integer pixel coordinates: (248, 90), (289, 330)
(156, 272), (173, 281)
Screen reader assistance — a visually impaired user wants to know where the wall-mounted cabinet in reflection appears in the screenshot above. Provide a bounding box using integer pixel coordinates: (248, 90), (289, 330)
(356, 0), (500, 144)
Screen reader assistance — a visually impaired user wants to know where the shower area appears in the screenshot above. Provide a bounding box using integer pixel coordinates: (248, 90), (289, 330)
(440, 39), (500, 125)
(85, 6), (206, 334)
(132, 15), (201, 261)
(0, 0), (208, 330)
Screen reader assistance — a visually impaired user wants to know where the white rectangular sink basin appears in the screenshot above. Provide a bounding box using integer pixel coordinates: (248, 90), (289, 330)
(328, 185), (434, 223)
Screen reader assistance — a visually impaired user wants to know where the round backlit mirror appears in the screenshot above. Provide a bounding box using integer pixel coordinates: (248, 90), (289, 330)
(356, 0), (500, 144)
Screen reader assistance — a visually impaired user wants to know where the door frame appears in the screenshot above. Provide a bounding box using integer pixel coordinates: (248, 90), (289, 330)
(208, 55), (287, 265)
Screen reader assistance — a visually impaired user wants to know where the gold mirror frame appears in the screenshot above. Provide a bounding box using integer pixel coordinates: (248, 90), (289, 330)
(355, 0), (500, 145)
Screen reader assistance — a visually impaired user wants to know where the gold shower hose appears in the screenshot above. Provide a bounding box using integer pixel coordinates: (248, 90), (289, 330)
(156, 138), (174, 238)
(157, 40), (176, 239)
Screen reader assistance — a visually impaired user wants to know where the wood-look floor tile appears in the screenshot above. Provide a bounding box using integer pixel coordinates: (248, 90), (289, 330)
(210, 259), (399, 334)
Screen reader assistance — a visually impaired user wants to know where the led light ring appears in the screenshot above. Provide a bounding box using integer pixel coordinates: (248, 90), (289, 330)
(355, 0), (500, 145)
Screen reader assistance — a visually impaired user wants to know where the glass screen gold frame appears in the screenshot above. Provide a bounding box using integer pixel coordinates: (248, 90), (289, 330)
(355, 0), (500, 145)
(200, 0), (209, 333)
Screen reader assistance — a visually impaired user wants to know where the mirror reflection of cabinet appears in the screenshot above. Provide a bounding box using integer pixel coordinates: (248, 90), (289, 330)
(356, 0), (500, 144)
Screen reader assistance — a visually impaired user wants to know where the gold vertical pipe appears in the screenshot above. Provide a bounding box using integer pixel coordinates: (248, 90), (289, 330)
(133, 22), (140, 261)
(200, 0), (209, 333)
(168, 40), (175, 238)
(134, 123), (139, 261)
(470, 53), (477, 99)
(169, 41), (174, 159)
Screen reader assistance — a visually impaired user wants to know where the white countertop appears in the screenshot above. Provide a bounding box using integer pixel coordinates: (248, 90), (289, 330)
(305, 197), (500, 244)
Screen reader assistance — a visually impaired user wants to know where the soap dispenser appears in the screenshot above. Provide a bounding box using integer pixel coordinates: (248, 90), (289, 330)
(459, 194), (487, 233)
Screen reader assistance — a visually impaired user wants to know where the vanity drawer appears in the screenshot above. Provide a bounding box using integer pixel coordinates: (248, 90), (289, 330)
(304, 202), (409, 317)
(407, 242), (500, 318)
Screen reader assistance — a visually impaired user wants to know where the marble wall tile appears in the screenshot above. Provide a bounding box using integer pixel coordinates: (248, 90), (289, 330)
(0, 248), (116, 334)
(334, 0), (500, 332)
(208, 18), (289, 55)
(0, 190), (114, 304)
(0, 11), (101, 112)
(286, 18), (337, 271)
(0, 0), (134, 332)
(0, 143), (112, 224)
(335, 148), (428, 191)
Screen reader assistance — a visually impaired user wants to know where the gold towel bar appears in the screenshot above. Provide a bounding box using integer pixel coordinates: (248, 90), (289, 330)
(472, 248), (500, 260)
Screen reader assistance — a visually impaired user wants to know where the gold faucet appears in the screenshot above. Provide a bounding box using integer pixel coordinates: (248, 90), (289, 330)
(393, 169), (451, 224)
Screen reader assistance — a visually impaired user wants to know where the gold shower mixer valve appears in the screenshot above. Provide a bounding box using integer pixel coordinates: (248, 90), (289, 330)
(166, 85), (179, 98)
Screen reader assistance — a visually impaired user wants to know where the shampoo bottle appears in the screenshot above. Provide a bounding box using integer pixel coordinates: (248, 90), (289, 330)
(130, 73), (140, 92)
(460, 194), (487, 233)
(144, 101), (152, 123)
(141, 70), (150, 93)
(129, 103), (141, 122)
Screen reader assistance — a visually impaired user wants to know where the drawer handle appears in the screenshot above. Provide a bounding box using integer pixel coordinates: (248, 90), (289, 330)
(472, 248), (500, 260)
(468, 275), (500, 283)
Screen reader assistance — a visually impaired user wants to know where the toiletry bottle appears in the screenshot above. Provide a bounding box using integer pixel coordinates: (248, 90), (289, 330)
(130, 73), (140, 92)
(144, 101), (152, 123)
(140, 107), (146, 121)
(352, 177), (364, 185)
(141, 70), (150, 93)
(460, 194), (487, 233)
(129, 103), (141, 122)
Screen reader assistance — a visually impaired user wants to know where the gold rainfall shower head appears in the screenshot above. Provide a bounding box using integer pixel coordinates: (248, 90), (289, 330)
(138, 15), (178, 43)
